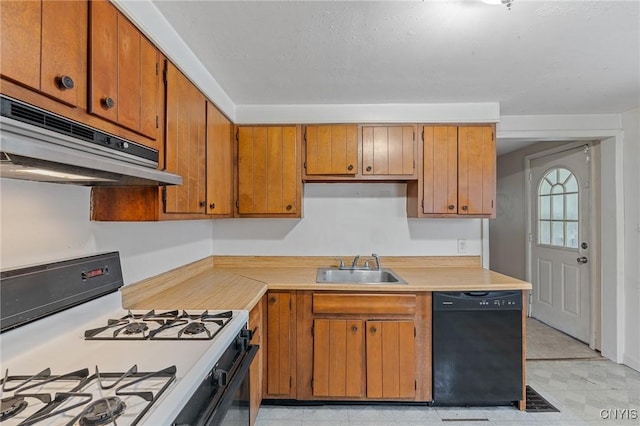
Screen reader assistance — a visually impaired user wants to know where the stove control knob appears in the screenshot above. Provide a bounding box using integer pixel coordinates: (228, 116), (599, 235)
(212, 369), (228, 387)
(240, 328), (253, 341)
(236, 336), (249, 351)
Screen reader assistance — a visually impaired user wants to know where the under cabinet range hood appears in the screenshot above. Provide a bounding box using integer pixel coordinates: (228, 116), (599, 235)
(0, 96), (182, 186)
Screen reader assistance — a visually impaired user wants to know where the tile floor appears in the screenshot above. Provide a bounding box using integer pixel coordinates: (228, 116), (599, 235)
(256, 321), (640, 425)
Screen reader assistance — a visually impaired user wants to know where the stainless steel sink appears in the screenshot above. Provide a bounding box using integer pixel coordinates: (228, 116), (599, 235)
(316, 267), (407, 284)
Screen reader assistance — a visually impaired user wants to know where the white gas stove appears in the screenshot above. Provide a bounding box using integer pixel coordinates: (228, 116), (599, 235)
(0, 253), (252, 425)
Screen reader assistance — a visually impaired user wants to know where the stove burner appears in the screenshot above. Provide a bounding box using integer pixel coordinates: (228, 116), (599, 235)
(183, 321), (207, 335)
(123, 322), (148, 335)
(0, 397), (27, 421)
(85, 310), (233, 340)
(79, 396), (126, 425)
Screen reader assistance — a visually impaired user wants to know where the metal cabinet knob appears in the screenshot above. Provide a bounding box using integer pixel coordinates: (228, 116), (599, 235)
(577, 256), (588, 264)
(56, 75), (74, 90)
(210, 203), (215, 210)
(347, 164), (354, 171)
(366, 166), (372, 172)
(351, 326), (358, 333)
(286, 204), (292, 211)
(199, 201), (206, 208)
(448, 204), (455, 210)
(461, 205), (468, 211)
(101, 96), (115, 109)
(269, 297), (276, 304)
(370, 326), (377, 334)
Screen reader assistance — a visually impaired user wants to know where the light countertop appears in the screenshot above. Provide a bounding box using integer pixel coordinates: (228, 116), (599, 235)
(122, 256), (531, 311)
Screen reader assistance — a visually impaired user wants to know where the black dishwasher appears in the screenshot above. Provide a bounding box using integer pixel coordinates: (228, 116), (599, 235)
(433, 291), (522, 406)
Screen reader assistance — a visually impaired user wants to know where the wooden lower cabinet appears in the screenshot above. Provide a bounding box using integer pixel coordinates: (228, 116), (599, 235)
(263, 291), (297, 398)
(249, 300), (263, 425)
(312, 319), (364, 398)
(365, 320), (416, 399)
(294, 291), (432, 402)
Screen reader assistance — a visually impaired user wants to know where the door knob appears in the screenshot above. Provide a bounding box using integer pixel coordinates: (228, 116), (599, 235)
(577, 256), (588, 264)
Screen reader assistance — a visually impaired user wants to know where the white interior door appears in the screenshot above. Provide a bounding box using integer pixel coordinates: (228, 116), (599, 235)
(530, 146), (591, 343)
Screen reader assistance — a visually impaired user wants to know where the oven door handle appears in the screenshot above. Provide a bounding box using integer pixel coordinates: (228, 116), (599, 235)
(197, 344), (259, 426)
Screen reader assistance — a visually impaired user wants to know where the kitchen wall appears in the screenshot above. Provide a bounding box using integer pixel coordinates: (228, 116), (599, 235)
(0, 179), (213, 285)
(0, 180), (481, 278)
(212, 183), (482, 257)
(622, 107), (640, 370)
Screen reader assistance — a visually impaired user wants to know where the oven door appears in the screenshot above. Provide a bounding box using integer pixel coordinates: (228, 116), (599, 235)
(173, 344), (258, 426)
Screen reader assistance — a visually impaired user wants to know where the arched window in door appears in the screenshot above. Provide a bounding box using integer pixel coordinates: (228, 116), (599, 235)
(538, 167), (579, 248)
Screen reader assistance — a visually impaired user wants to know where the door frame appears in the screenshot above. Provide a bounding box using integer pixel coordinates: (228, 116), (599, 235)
(489, 122), (625, 364)
(524, 141), (600, 349)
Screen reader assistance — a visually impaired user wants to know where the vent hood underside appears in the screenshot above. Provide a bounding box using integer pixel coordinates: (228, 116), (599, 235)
(0, 96), (182, 186)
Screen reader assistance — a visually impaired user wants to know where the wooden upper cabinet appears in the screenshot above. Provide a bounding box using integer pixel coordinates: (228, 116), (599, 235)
(206, 102), (234, 216)
(305, 125), (358, 175)
(165, 62), (207, 214)
(89, 0), (158, 139)
(418, 124), (496, 218)
(1, 0), (87, 107)
(423, 126), (458, 214)
(362, 125), (416, 178)
(458, 126), (496, 216)
(237, 126), (301, 217)
(313, 319), (364, 398)
(366, 320), (416, 399)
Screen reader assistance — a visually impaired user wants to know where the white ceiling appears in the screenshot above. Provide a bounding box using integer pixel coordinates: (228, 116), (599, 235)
(148, 0), (639, 154)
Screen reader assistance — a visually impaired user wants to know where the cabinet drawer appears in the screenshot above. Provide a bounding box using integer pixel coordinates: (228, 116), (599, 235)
(312, 294), (416, 315)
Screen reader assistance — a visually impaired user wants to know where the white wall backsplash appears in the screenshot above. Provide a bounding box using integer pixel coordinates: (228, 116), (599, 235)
(0, 179), (213, 284)
(212, 183), (482, 256)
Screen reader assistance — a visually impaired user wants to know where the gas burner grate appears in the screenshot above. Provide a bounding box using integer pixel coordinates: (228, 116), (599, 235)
(0, 365), (176, 425)
(84, 310), (233, 341)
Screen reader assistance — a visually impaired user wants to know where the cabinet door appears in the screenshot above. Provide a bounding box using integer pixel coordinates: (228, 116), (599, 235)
(1, 0), (86, 107)
(238, 126), (299, 215)
(165, 62), (207, 214)
(423, 126), (458, 214)
(362, 126), (415, 176)
(458, 126), (496, 216)
(305, 125), (357, 175)
(206, 103), (233, 215)
(265, 292), (296, 397)
(249, 301), (263, 425)
(41, 1), (86, 107)
(313, 319), (364, 398)
(366, 320), (416, 399)
(1, 0), (41, 91)
(89, 0), (158, 138)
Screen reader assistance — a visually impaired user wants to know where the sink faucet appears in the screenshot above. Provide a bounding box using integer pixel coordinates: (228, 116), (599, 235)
(336, 255), (380, 270)
(370, 253), (381, 270)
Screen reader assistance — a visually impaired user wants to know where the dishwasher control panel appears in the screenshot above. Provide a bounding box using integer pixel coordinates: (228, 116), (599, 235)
(433, 291), (522, 311)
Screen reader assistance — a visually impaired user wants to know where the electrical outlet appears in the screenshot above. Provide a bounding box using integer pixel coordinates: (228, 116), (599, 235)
(457, 239), (467, 254)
